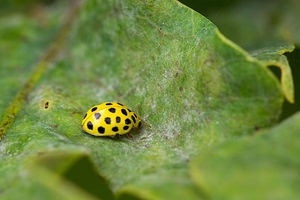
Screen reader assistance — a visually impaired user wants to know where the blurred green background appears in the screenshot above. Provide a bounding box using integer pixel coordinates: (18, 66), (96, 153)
(0, 0), (299, 199)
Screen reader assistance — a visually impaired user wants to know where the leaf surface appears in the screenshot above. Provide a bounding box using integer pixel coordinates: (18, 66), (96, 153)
(0, 0), (296, 199)
(190, 112), (300, 199)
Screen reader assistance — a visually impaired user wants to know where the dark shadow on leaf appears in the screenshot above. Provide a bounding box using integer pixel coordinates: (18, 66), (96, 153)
(117, 193), (143, 200)
(62, 156), (115, 200)
(281, 48), (300, 120)
(35, 152), (115, 200)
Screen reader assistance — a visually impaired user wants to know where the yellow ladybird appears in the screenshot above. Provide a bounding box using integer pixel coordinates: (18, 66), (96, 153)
(81, 102), (142, 137)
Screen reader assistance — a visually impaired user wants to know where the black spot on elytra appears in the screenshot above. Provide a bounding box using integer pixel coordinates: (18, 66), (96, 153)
(116, 116), (121, 123)
(125, 118), (131, 124)
(106, 103), (112, 105)
(91, 107), (97, 112)
(134, 113), (137, 118)
(105, 117), (111, 124)
(109, 108), (116, 113)
(117, 103), (123, 106)
(127, 108), (132, 112)
(123, 126), (129, 130)
(98, 126), (105, 134)
(83, 113), (87, 119)
(87, 121), (93, 130)
(131, 115), (136, 123)
(121, 109), (127, 116)
(112, 127), (118, 132)
(138, 121), (142, 128)
(94, 113), (101, 119)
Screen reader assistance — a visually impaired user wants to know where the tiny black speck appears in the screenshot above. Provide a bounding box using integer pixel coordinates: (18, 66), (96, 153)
(83, 113), (87, 119)
(123, 126), (129, 130)
(121, 109), (127, 116)
(94, 113), (101, 119)
(125, 118), (131, 124)
(87, 121), (93, 130)
(98, 126), (105, 134)
(116, 116), (121, 123)
(117, 103), (123, 106)
(106, 103), (113, 105)
(131, 115), (136, 123)
(91, 107), (97, 112)
(112, 127), (118, 132)
(109, 108), (116, 113)
(105, 117), (111, 124)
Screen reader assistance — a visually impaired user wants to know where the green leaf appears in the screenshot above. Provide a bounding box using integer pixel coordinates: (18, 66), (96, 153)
(0, 0), (296, 199)
(0, 2), (65, 120)
(190, 112), (300, 199)
(251, 45), (295, 103)
(180, 0), (300, 49)
(179, 0), (300, 118)
(180, 0), (297, 103)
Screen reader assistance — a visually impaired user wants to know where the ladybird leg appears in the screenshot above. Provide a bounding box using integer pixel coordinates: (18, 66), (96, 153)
(142, 122), (151, 129)
(126, 133), (134, 140)
(110, 134), (121, 139)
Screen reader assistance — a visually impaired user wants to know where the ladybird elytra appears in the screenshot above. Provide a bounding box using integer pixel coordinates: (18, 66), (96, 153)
(81, 102), (142, 136)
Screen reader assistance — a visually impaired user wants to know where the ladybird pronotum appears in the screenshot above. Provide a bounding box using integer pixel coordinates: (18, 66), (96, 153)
(81, 102), (142, 137)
